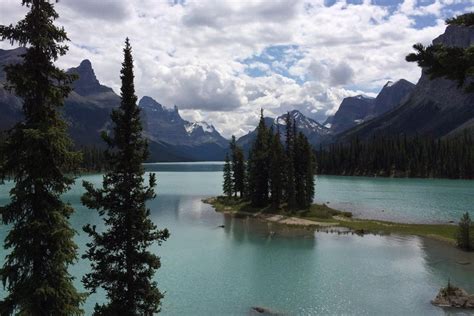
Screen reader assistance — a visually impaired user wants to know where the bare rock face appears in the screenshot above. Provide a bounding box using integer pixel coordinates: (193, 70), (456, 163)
(431, 285), (474, 309)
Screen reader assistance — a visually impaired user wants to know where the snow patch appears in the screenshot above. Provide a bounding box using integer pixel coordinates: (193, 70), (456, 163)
(185, 121), (215, 135)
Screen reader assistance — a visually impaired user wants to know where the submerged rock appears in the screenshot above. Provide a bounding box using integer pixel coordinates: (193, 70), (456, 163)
(432, 284), (474, 308)
(250, 306), (280, 315)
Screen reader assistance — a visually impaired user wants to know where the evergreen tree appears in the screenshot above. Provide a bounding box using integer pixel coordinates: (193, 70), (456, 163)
(223, 153), (233, 198)
(81, 39), (169, 315)
(269, 127), (284, 208)
(456, 212), (473, 251)
(294, 132), (306, 209)
(285, 113), (296, 209)
(302, 134), (316, 208)
(317, 133), (474, 179)
(248, 110), (270, 207)
(0, 1), (85, 314)
(230, 136), (246, 197)
(406, 13), (474, 93)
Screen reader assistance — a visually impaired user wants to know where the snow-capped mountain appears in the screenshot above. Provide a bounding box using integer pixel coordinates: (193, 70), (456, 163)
(139, 96), (228, 160)
(237, 110), (331, 153)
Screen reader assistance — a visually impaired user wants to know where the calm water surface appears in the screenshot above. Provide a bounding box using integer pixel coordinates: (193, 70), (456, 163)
(0, 162), (473, 315)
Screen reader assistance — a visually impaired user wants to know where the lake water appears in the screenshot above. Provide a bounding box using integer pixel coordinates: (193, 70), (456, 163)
(1, 162), (473, 315)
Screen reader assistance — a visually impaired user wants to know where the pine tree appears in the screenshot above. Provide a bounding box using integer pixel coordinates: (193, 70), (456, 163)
(269, 127), (284, 208)
(248, 110), (270, 207)
(223, 153), (233, 198)
(285, 113), (296, 210)
(456, 212), (472, 251)
(230, 136), (246, 198)
(81, 39), (169, 315)
(0, 1), (85, 314)
(302, 134), (316, 208)
(294, 132), (306, 209)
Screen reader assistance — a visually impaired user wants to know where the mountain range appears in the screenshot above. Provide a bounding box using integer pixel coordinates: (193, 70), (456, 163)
(338, 23), (474, 141)
(0, 22), (472, 161)
(0, 50), (228, 161)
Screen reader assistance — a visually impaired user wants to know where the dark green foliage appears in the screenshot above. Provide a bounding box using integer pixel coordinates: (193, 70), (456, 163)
(406, 13), (474, 93)
(284, 113), (297, 209)
(269, 127), (285, 208)
(0, 1), (85, 314)
(456, 212), (473, 251)
(300, 133), (316, 208)
(222, 110), (317, 211)
(230, 136), (246, 197)
(223, 153), (233, 198)
(81, 39), (169, 315)
(317, 133), (474, 179)
(247, 110), (271, 207)
(78, 145), (107, 172)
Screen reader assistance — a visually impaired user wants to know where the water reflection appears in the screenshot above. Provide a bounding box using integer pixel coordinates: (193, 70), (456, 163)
(421, 237), (474, 293)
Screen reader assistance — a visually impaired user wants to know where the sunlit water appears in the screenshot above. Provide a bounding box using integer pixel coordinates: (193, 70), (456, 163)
(1, 162), (473, 315)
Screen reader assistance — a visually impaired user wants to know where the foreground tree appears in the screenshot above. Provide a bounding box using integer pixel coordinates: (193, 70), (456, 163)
(82, 39), (169, 315)
(456, 212), (472, 251)
(0, 1), (85, 314)
(406, 13), (474, 93)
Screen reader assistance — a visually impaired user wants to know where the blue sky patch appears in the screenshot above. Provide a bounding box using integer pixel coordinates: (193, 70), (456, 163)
(243, 45), (304, 82)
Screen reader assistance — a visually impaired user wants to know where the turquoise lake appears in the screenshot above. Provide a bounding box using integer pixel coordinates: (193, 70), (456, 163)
(0, 162), (473, 315)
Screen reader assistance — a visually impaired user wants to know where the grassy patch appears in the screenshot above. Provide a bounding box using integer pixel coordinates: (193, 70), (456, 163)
(203, 196), (458, 244)
(335, 219), (457, 243)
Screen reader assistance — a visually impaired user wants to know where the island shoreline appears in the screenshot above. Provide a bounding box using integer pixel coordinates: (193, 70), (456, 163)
(203, 196), (461, 245)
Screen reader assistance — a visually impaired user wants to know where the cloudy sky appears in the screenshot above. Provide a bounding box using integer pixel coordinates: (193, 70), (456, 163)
(1, 0), (472, 137)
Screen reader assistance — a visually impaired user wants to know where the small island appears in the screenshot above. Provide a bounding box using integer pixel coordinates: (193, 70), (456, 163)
(432, 281), (474, 309)
(204, 196), (462, 244)
(209, 111), (471, 247)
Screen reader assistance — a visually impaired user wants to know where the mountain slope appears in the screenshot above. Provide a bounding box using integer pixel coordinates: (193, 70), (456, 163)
(139, 96), (228, 160)
(338, 24), (474, 141)
(329, 79), (414, 135)
(371, 79), (415, 117)
(330, 95), (375, 134)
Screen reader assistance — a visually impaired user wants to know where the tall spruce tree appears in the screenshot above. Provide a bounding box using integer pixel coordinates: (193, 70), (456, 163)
(285, 113), (297, 209)
(248, 110), (270, 207)
(81, 39), (169, 315)
(0, 1), (85, 314)
(230, 136), (246, 197)
(301, 133), (316, 208)
(269, 127), (285, 208)
(223, 153), (233, 198)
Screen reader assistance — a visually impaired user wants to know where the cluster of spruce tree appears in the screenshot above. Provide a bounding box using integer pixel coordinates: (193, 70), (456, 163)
(0, 1), (168, 315)
(224, 111), (316, 210)
(317, 133), (474, 179)
(78, 145), (107, 172)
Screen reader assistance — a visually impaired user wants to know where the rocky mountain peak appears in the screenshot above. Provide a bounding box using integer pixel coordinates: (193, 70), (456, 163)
(139, 96), (164, 111)
(68, 59), (113, 96)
